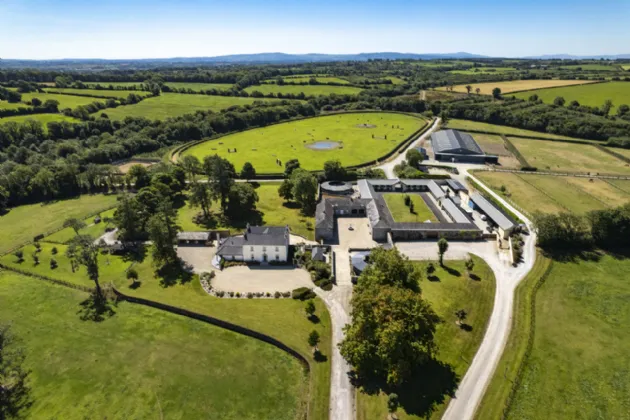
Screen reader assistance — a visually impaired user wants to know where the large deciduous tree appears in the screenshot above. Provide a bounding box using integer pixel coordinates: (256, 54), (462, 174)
(323, 160), (347, 181)
(189, 182), (212, 219)
(226, 183), (259, 221)
(180, 155), (201, 184)
(63, 217), (86, 236)
(114, 193), (143, 241)
(67, 234), (101, 296)
(146, 201), (180, 268)
(203, 155), (236, 211)
(290, 169), (318, 214)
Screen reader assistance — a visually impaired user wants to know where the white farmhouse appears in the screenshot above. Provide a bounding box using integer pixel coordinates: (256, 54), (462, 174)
(216, 225), (290, 263)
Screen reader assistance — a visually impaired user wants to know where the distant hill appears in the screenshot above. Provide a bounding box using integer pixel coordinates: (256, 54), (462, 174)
(524, 54), (630, 60)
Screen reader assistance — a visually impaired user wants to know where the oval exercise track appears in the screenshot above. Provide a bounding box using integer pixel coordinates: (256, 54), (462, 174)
(182, 112), (426, 173)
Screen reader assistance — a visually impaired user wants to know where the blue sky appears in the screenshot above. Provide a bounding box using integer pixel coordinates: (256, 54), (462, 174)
(1, 0), (628, 59)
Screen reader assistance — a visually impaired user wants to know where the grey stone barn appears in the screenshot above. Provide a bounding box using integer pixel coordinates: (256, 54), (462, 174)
(431, 129), (498, 164)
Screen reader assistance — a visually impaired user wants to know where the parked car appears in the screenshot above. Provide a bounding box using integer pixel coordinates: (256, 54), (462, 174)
(348, 225), (354, 231)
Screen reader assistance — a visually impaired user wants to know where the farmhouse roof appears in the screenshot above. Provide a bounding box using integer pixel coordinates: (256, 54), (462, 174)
(216, 236), (245, 257)
(431, 130), (483, 155)
(470, 192), (516, 231)
(243, 225), (289, 246)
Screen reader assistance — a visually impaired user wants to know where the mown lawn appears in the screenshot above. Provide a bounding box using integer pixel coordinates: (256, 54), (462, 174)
(244, 84), (363, 96)
(512, 81), (630, 114)
(506, 252), (630, 419)
(357, 257), (496, 420)
(445, 119), (581, 141)
(45, 88), (152, 98)
(177, 183), (315, 239)
(102, 93), (284, 120)
(510, 137), (630, 175)
(440, 79), (596, 95)
(183, 112), (426, 172)
(383, 193), (437, 223)
(0, 194), (118, 255)
(0, 272), (307, 420)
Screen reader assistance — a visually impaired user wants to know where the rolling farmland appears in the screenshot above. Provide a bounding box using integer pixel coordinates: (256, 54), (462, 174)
(45, 88), (152, 98)
(512, 81), (630, 113)
(101, 93), (285, 120)
(244, 84), (363, 96)
(0, 113), (79, 127)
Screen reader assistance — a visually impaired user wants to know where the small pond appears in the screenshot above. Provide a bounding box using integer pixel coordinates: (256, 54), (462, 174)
(306, 141), (341, 150)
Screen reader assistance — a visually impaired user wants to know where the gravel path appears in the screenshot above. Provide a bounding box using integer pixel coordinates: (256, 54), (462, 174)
(441, 170), (537, 420)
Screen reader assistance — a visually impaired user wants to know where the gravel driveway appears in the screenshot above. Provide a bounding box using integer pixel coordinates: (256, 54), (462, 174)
(212, 266), (312, 293)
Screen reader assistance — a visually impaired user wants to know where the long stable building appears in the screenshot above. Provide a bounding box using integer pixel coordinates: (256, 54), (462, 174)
(316, 179), (482, 242)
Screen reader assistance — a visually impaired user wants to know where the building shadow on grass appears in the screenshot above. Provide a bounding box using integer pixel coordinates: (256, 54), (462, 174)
(352, 358), (459, 418)
(78, 291), (116, 322)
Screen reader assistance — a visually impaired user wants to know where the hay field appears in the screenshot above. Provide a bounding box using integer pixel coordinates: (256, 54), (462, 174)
(20, 92), (106, 109)
(475, 172), (630, 215)
(440, 79), (596, 95)
(244, 84), (363, 96)
(512, 81), (630, 113)
(509, 137), (630, 174)
(101, 93), (283, 121)
(182, 112), (426, 172)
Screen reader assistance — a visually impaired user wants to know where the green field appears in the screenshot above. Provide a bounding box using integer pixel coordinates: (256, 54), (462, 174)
(111, 252), (332, 420)
(506, 253), (630, 419)
(383, 193), (437, 223)
(474, 172), (630, 215)
(101, 93), (283, 121)
(557, 64), (618, 71)
(0, 100), (30, 110)
(512, 81), (630, 113)
(445, 119), (579, 141)
(182, 112), (426, 172)
(0, 272), (306, 419)
(358, 257), (496, 420)
(449, 67), (517, 75)
(45, 88), (152, 98)
(270, 76), (350, 84)
(469, 133), (520, 168)
(509, 137), (630, 174)
(623, 65), (630, 71)
(0, 194), (118, 255)
(19, 92), (108, 109)
(244, 84), (363, 96)
(0, 113), (79, 127)
(43, 208), (117, 244)
(177, 183), (315, 239)
(609, 147), (630, 159)
(86, 81), (234, 91)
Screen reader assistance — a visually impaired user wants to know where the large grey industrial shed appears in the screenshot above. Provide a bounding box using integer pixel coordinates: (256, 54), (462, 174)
(431, 129), (499, 164)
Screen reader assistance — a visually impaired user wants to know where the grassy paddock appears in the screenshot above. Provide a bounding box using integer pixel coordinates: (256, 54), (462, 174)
(182, 112), (426, 172)
(469, 133), (520, 168)
(0, 113), (79, 126)
(0, 272), (306, 419)
(357, 257), (496, 420)
(474, 172), (630, 215)
(445, 119), (578, 141)
(177, 183), (315, 239)
(440, 79), (596, 95)
(0, 100), (30, 110)
(45, 88), (152, 98)
(505, 252), (630, 419)
(101, 93), (284, 120)
(267, 76), (351, 84)
(474, 253), (552, 420)
(244, 84), (363, 96)
(19, 92), (109, 109)
(383, 193), (437, 222)
(512, 81), (630, 113)
(0, 194), (118, 255)
(112, 252), (332, 420)
(509, 137), (630, 174)
(44, 208), (117, 244)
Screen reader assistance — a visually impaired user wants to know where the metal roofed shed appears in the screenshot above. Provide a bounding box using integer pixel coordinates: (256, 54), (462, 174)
(431, 129), (499, 164)
(469, 192), (516, 238)
(428, 181), (446, 201)
(442, 198), (470, 224)
(446, 179), (469, 194)
(177, 231), (211, 245)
